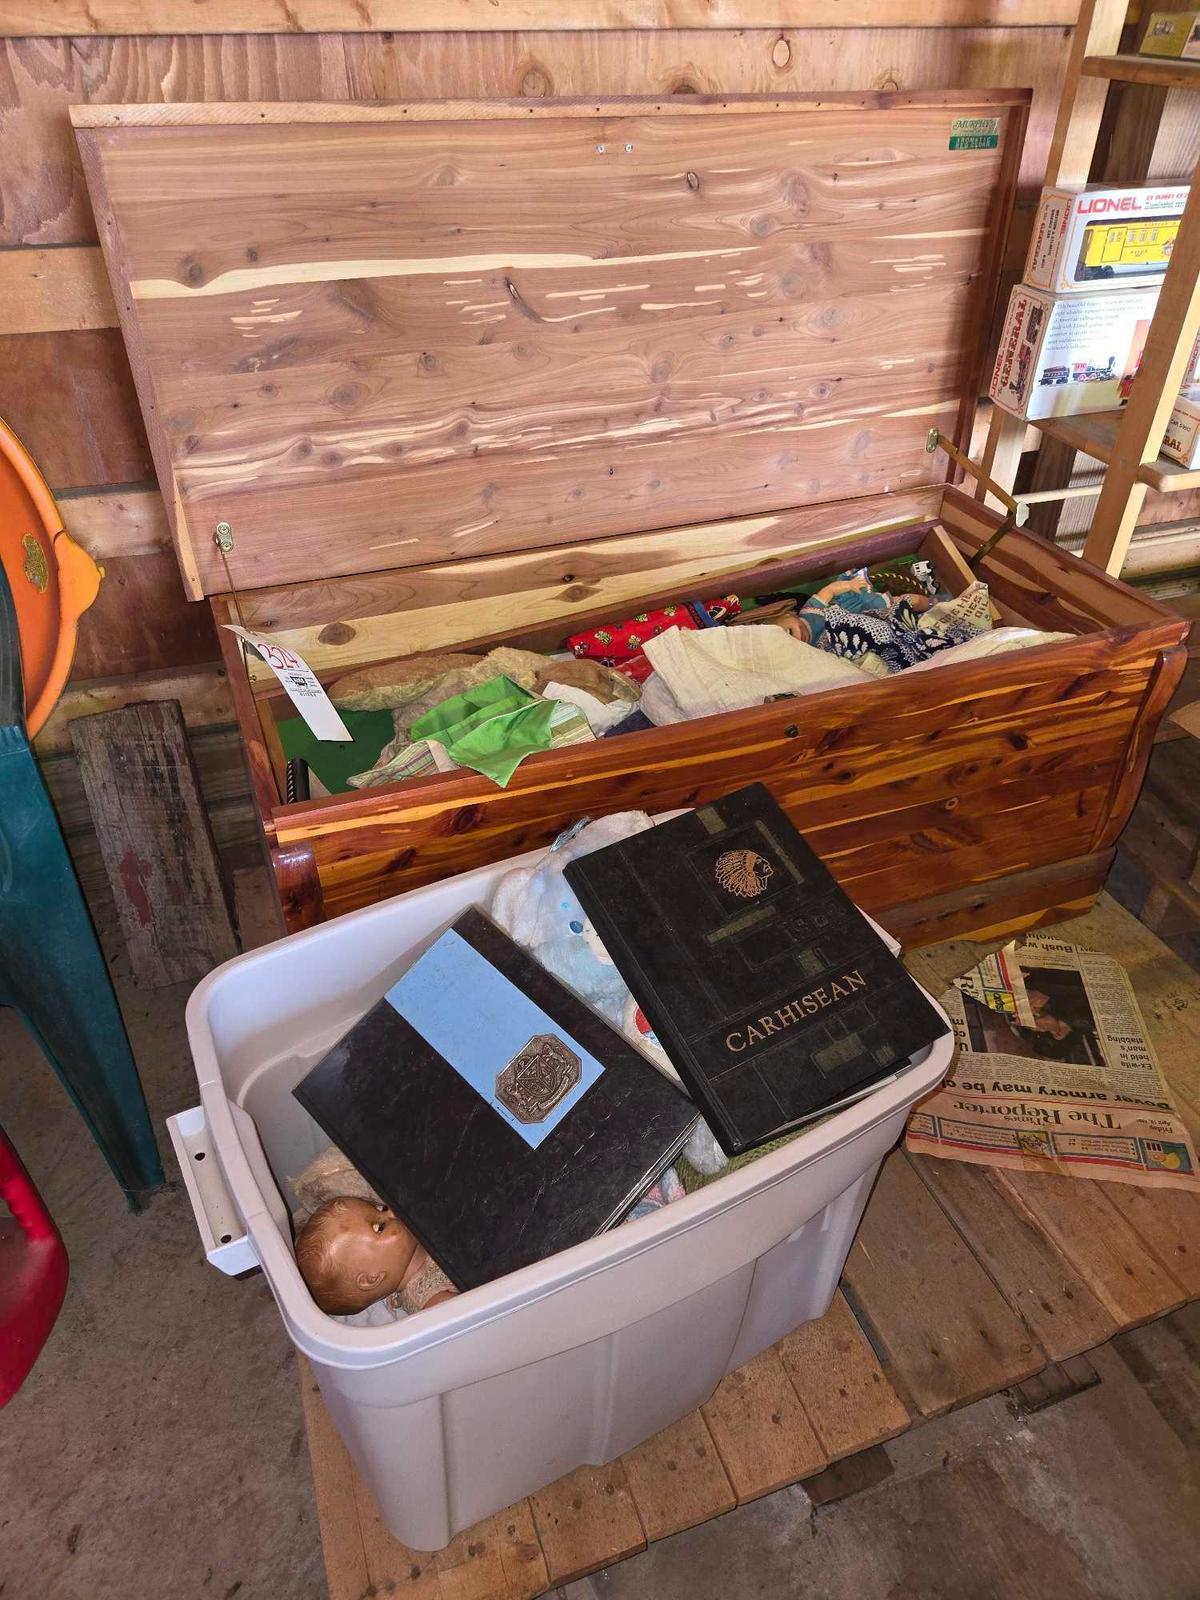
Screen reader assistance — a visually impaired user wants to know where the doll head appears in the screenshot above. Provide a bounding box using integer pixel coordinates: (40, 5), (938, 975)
(295, 1196), (419, 1315)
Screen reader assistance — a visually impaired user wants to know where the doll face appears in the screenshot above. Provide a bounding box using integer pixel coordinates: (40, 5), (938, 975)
(321, 1198), (418, 1303)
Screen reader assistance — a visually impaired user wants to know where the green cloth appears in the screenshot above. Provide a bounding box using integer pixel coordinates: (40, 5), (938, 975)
(410, 675), (557, 787)
(277, 709), (394, 795)
(741, 552), (926, 607)
(677, 1130), (805, 1194)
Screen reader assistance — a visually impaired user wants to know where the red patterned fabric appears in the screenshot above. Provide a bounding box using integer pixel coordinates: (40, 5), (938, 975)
(567, 596), (740, 666)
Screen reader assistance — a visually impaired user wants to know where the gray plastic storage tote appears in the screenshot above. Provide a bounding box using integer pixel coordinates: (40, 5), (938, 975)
(173, 837), (953, 1551)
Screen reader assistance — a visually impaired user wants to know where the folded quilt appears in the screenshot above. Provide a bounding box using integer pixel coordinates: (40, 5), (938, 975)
(641, 622), (869, 722)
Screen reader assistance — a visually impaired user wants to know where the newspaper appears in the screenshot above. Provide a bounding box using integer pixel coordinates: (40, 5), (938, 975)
(906, 931), (1199, 1190)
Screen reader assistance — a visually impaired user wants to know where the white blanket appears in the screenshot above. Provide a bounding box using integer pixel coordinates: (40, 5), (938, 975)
(901, 627), (1073, 673)
(641, 625), (869, 723)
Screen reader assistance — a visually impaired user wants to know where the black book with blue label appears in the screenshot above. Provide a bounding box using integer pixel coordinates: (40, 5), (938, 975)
(564, 784), (946, 1156)
(292, 907), (697, 1292)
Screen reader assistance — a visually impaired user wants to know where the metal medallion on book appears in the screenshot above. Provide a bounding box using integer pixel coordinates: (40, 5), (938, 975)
(496, 1034), (582, 1124)
(714, 849), (774, 900)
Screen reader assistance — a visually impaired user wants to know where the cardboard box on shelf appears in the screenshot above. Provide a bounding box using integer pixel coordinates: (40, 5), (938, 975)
(1141, 11), (1200, 57)
(989, 284), (1158, 422)
(1025, 184), (1188, 294)
(1162, 389), (1200, 469)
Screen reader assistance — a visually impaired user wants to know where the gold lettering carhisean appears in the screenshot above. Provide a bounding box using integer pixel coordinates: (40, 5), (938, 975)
(724, 970), (867, 1053)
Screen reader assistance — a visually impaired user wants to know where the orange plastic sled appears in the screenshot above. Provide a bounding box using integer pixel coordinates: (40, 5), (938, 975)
(0, 417), (102, 739)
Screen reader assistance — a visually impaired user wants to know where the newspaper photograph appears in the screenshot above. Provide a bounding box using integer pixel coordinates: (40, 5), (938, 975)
(906, 932), (1199, 1191)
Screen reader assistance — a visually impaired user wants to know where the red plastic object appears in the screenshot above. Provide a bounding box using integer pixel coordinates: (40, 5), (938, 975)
(0, 1130), (68, 1405)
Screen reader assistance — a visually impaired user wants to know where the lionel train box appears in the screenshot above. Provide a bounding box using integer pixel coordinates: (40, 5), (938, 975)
(989, 284), (1159, 421)
(1025, 183), (1188, 294)
(1163, 388), (1200, 470)
(72, 94), (1186, 941)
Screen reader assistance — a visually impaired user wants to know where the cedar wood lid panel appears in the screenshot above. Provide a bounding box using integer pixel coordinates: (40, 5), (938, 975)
(74, 94), (1028, 599)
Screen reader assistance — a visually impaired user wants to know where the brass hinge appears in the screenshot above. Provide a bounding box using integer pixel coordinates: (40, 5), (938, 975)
(926, 428), (1026, 568)
(213, 520), (234, 554)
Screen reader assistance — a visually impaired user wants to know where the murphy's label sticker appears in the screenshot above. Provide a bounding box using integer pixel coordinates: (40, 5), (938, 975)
(949, 116), (1000, 151)
(223, 625), (352, 742)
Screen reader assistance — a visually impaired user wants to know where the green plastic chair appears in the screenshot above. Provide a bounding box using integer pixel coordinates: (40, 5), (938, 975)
(0, 556), (164, 1209)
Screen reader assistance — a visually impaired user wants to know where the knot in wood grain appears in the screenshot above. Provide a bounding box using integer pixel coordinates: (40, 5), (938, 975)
(329, 381), (366, 411)
(520, 65), (551, 98)
(317, 622), (356, 646)
(451, 805), (483, 834)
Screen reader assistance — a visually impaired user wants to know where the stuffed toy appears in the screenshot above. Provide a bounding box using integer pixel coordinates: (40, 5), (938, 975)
(490, 813), (728, 1176)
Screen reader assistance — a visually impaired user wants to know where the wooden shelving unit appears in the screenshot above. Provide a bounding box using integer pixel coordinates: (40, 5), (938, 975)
(1037, 410), (1200, 492)
(981, 0), (1200, 576)
(1082, 51), (1200, 88)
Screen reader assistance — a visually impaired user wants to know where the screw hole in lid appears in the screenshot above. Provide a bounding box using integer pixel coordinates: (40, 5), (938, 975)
(194, 1151), (206, 1161)
(220, 1234), (232, 1244)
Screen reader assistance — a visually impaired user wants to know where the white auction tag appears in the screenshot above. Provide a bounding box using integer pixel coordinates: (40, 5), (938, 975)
(223, 625), (352, 742)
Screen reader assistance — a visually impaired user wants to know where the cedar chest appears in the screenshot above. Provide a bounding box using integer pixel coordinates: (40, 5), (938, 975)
(72, 93), (1188, 940)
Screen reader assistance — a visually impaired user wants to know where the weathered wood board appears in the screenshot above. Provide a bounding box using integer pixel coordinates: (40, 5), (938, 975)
(912, 1156), (1120, 1362)
(619, 1410), (736, 1543)
(0, 329), (152, 491)
(2, 2), (1084, 36)
(0, 244), (117, 334)
(842, 1151), (1044, 1417)
(69, 699), (237, 984)
(775, 1288), (911, 1459)
(75, 93), (1026, 597)
(34, 666), (235, 757)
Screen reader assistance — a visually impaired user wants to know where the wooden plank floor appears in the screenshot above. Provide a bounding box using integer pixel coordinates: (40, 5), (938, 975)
(230, 878), (1200, 1600)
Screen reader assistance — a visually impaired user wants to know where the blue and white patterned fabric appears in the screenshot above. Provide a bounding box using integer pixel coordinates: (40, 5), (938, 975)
(820, 581), (994, 679)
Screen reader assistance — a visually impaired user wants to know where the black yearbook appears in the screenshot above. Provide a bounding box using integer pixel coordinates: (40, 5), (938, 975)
(293, 907), (698, 1291)
(565, 784), (945, 1155)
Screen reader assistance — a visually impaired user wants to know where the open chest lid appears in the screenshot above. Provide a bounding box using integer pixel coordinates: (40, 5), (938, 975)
(73, 92), (1028, 602)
